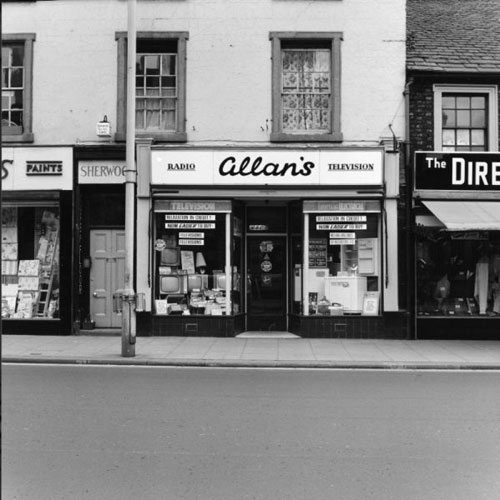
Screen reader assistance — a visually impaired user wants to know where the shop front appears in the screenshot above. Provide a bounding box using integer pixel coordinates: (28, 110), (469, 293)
(136, 146), (405, 338)
(74, 146), (126, 331)
(413, 152), (500, 339)
(1, 146), (73, 334)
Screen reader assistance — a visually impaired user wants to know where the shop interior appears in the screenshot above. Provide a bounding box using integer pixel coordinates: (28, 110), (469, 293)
(1, 201), (60, 320)
(416, 222), (500, 317)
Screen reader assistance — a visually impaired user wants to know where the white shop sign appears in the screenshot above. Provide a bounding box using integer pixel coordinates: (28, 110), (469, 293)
(151, 149), (383, 186)
(1, 147), (73, 190)
(79, 160), (126, 184)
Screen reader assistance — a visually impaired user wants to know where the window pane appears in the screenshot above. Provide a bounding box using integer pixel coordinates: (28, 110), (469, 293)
(471, 110), (485, 127)
(456, 110), (470, 127)
(162, 110), (176, 129)
(161, 76), (176, 89)
(471, 129), (485, 146)
(456, 96), (470, 109)
(2, 68), (9, 87)
(442, 109), (455, 127)
(442, 96), (455, 108)
(145, 55), (160, 74)
(162, 55), (176, 75)
(162, 98), (176, 110)
(442, 129), (455, 145)
(11, 46), (24, 67)
(136, 110), (144, 128)
(456, 129), (470, 145)
(282, 72), (298, 92)
(136, 56), (145, 74)
(146, 109), (160, 128)
(471, 96), (485, 109)
(136, 76), (144, 88)
(314, 51), (330, 72)
(146, 76), (160, 88)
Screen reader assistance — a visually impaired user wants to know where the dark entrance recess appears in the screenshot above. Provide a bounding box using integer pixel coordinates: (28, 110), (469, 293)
(245, 204), (288, 331)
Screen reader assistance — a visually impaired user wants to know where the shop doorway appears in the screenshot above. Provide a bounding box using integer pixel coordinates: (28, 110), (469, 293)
(89, 229), (125, 328)
(246, 235), (287, 331)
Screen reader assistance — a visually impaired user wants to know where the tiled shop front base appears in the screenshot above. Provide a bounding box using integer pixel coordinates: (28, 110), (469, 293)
(138, 312), (409, 338)
(150, 314), (245, 337)
(289, 313), (409, 339)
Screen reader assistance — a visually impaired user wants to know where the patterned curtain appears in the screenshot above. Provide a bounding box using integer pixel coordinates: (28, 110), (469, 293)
(281, 49), (331, 132)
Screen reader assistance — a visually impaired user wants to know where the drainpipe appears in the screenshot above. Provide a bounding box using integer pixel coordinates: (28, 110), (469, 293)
(122, 0), (137, 356)
(403, 77), (415, 340)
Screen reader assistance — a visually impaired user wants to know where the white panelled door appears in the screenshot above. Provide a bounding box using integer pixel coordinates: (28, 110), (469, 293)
(90, 229), (125, 328)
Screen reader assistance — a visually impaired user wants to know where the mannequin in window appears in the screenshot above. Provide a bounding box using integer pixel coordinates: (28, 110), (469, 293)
(434, 273), (450, 314)
(474, 253), (489, 315)
(490, 243), (500, 314)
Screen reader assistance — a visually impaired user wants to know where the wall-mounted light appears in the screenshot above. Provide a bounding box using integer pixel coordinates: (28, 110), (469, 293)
(96, 115), (112, 137)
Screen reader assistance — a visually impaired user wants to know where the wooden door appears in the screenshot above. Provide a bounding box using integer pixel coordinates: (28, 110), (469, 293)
(89, 229), (125, 328)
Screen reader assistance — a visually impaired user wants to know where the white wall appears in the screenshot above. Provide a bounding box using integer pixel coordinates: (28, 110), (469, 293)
(3, 0), (405, 146)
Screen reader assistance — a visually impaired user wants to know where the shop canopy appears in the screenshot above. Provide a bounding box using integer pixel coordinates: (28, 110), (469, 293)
(422, 201), (500, 231)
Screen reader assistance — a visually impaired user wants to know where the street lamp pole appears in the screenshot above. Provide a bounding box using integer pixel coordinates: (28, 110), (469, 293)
(122, 0), (137, 356)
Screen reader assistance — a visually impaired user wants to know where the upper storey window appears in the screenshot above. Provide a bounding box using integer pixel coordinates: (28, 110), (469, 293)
(434, 85), (498, 152)
(2, 34), (35, 142)
(270, 33), (342, 142)
(116, 32), (188, 142)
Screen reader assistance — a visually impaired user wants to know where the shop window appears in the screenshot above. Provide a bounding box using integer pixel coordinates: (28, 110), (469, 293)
(270, 32), (342, 142)
(1, 34), (35, 142)
(153, 200), (240, 316)
(115, 32), (188, 142)
(301, 201), (381, 316)
(416, 222), (500, 317)
(1, 204), (60, 319)
(434, 85), (498, 152)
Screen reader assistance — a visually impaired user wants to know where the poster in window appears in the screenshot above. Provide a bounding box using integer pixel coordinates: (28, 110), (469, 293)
(309, 238), (327, 268)
(362, 291), (380, 316)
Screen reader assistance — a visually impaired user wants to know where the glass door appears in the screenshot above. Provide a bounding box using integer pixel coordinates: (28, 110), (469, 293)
(246, 235), (287, 331)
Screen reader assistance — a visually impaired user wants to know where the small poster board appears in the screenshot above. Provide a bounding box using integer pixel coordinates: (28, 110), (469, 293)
(309, 238), (327, 268)
(362, 291), (380, 316)
(181, 250), (195, 274)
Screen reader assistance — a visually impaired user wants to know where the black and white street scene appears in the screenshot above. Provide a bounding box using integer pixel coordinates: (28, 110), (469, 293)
(2, 0), (500, 498)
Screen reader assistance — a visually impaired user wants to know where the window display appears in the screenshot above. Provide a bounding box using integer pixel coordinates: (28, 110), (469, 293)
(416, 226), (500, 316)
(302, 201), (381, 316)
(1, 204), (60, 319)
(153, 200), (239, 316)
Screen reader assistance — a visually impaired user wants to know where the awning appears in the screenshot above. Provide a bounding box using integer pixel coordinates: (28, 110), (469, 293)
(422, 201), (500, 231)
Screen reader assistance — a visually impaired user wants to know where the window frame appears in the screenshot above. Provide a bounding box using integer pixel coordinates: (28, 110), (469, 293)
(269, 31), (342, 143)
(115, 31), (188, 143)
(2, 33), (35, 143)
(433, 84), (498, 152)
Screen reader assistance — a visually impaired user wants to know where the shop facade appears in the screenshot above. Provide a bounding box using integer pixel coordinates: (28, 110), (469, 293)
(135, 144), (406, 338)
(413, 151), (500, 339)
(1, 146), (73, 334)
(73, 146), (126, 330)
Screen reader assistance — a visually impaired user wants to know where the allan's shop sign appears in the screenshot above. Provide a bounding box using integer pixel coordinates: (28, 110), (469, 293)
(151, 149), (384, 186)
(415, 152), (500, 191)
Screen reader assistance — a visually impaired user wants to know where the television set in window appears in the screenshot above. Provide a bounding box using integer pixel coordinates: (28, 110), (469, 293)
(187, 274), (208, 292)
(214, 273), (228, 290)
(159, 274), (186, 294)
(160, 247), (180, 267)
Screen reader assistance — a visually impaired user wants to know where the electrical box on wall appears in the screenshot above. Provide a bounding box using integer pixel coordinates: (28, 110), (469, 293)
(96, 117), (112, 137)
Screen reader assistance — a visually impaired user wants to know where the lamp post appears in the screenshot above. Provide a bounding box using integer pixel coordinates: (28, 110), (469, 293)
(122, 0), (137, 356)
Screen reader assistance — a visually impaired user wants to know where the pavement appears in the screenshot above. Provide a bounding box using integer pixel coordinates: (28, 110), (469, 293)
(2, 331), (500, 369)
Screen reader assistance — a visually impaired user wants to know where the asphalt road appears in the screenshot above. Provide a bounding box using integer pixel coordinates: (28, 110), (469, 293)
(2, 365), (500, 500)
